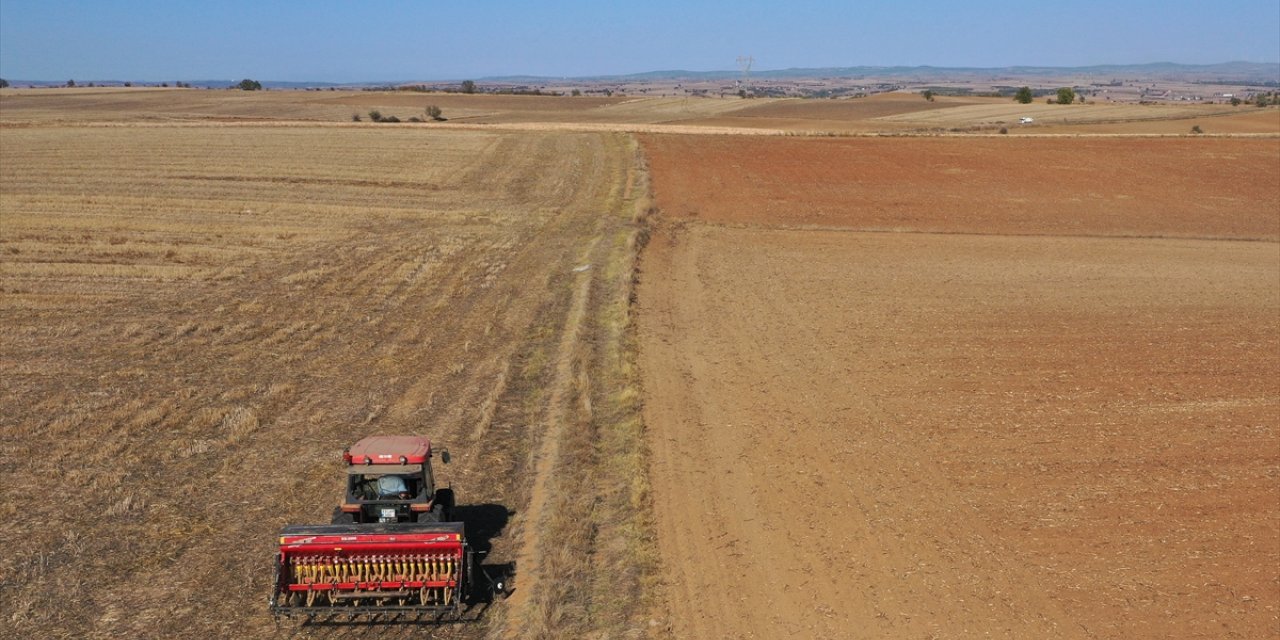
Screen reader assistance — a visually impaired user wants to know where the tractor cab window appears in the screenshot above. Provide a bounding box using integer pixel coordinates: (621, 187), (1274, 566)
(377, 475), (407, 497)
(352, 474), (422, 501)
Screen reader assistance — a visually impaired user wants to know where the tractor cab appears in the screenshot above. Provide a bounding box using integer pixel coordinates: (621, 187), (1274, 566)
(333, 435), (453, 524)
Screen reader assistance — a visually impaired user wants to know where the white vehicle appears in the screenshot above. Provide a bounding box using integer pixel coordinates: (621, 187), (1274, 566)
(1019, 117), (1034, 124)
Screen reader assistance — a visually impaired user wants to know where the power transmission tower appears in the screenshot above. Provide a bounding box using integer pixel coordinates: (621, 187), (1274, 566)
(736, 55), (754, 87)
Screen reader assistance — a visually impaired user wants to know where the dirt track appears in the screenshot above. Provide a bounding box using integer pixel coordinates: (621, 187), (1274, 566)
(637, 137), (1279, 638)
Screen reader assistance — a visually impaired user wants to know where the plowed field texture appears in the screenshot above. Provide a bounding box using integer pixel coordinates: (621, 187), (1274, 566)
(0, 122), (656, 639)
(638, 135), (1279, 639)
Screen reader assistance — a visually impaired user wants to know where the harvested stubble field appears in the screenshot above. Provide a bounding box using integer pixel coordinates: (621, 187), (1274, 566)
(0, 87), (625, 124)
(638, 135), (1279, 638)
(0, 87), (750, 129)
(0, 121), (655, 639)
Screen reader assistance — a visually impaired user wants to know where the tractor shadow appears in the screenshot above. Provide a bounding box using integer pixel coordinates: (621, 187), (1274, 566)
(454, 503), (516, 607)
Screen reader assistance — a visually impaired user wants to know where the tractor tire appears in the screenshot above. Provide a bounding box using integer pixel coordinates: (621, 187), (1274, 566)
(416, 508), (440, 524)
(331, 507), (356, 525)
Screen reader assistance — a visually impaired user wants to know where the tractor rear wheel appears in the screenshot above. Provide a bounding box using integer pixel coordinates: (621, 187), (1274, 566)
(331, 507), (356, 525)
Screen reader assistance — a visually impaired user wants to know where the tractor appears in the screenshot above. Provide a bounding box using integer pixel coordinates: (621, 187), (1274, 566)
(269, 435), (482, 618)
(331, 435), (455, 525)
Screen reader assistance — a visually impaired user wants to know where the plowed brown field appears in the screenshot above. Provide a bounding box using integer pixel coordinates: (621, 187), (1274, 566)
(637, 136), (1280, 639)
(642, 135), (1280, 240)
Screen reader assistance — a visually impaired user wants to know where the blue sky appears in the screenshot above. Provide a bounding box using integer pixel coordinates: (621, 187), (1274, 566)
(1, 1), (1277, 81)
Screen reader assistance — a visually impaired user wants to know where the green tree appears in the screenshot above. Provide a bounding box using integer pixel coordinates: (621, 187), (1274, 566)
(921, 89), (934, 102)
(460, 80), (476, 94)
(66, 79), (76, 87)
(1014, 86), (1033, 104)
(0, 78), (8, 88)
(236, 79), (262, 91)
(1256, 93), (1270, 107)
(368, 110), (383, 122)
(1055, 87), (1076, 104)
(1230, 96), (1242, 106)
(425, 105), (443, 120)
(571, 89), (581, 97)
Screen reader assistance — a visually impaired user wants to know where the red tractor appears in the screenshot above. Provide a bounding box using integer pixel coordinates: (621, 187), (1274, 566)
(332, 436), (455, 525)
(270, 436), (482, 619)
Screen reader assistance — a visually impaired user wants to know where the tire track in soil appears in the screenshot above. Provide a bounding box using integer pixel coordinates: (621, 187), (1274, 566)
(501, 232), (603, 628)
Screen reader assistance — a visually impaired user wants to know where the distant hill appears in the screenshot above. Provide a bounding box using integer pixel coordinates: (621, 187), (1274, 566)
(5, 62), (1277, 89)
(539, 61), (1280, 84)
(0, 79), (349, 89)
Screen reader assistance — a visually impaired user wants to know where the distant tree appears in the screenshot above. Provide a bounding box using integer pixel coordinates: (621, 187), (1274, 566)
(368, 110), (383, 122)
(1230, 96), (1242, 106)
(352, 113), (362, 122)
(1256, 93), (1270, 107)
(161, 82), (169, 87)
(999, 126), (1009, 134)
(124, 81), (132, 87)
(66, 79), (76, 88)
(381, 115), (400, 123)
(460, 80), (476, 94)
(571, 89), (581, 97)
(236, 79), (262, 91)
(0, 78), (9, 88)
(425, 105), (444, 120)
(1014, 86), (1033, 104)
(921, 89), (934, 101)
(1190, 125), (1203, 134)
(1056, 87), (1076, 105)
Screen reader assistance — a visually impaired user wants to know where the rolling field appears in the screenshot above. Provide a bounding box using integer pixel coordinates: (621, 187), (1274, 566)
(638, 136), (1279, 638)
(677, 93), (1279, 134)
(2, 89), (1277, 640)
(0, 87), (627, 124)
(8, 87), (1274, 135)
(0, 123), (654, 639)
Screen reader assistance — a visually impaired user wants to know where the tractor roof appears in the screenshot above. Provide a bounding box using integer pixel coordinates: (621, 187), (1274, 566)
(347, 435), (432, 465)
